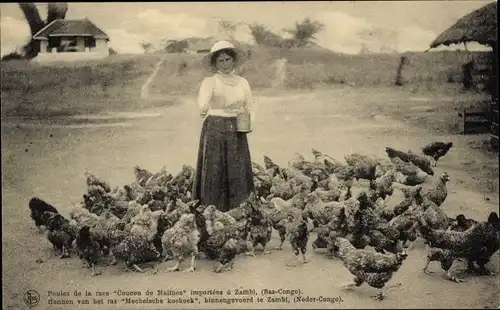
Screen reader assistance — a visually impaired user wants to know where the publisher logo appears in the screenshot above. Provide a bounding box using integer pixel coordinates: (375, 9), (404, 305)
(24, 290), (40, 307)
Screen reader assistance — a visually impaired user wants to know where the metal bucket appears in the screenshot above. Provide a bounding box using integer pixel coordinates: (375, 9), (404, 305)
(236, 111), (252, 132)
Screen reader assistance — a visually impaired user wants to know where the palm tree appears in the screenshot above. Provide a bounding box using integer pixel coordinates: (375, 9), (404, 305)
(248, 23), (284, 47)
(283, 18), (325, 47)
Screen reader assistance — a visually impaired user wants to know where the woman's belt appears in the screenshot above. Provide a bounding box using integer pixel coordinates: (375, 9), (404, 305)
(207, 109), (238, 117)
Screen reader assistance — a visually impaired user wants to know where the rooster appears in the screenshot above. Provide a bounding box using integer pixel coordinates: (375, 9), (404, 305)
(332, 237), (408, 300)
(283, 208), (310, 267)
(161, 213), (200, 272)
(244, 199), (273, 256)
(75, 226), (102, 276)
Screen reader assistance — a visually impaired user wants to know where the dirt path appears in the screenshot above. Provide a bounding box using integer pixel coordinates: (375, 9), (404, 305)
(2, 87), (499, 309)
(141, 59), (166, 100)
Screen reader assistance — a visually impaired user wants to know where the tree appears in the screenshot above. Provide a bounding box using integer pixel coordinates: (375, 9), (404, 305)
(217, 19), (237, 41)
(140, 42), (153, 54)
(18, 3), (68, 58)
(164, 40), (189, 53)
(283, 18), (325, 47)
(216, 18), (247, 42)
(248, 23), (284, 47)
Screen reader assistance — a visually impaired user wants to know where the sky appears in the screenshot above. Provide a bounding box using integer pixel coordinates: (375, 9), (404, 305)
(0, 1), (494, 56)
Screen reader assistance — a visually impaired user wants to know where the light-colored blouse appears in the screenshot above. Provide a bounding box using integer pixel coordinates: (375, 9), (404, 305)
(197, 71), (256, 122)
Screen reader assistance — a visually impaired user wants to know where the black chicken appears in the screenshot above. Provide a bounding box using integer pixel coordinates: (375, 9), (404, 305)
(44, 212), (74, 258)
(421, 142), (453, 167)
(449, 214), (479, 232)
(75, 226), (102, 276)
(29, 197), (59, 231)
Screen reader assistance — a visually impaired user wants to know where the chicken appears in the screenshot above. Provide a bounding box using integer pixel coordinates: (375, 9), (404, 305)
(289, 152), (330, 181)
(344, 153), (379, 181)
(133, 166), (154, 187)
(129, 205), (165, 242)
(417, 212), (499, 282)
(385, 147), (411, 161)
(391, 183), (424, 217)
(369, 170), (398, 200)
(43, 212), (74, 258)
(320, 173), (348, 192)
(195, 203), (247, 272)
(75, 226), (102, 276)
(352, 192), (402, 253)
(283, 208), (310, 267)
(70, 205), (100, 226)
(28, 197), (59, 232)
(311, 203), (347, 249)
(111, 232), (160, 273)
(327, 163), (356, 188)
(244, 199), (273, 257)
(161, 213), (200, 272)
(332, 237), (408, 300)
(372, 197), (396, 222)
(420, 200), (452, 231)
(169, 165), (195, 198)
(406, 150), (434, 176)
(263, 155), (285, 178)
(390, 157), (429, 185)
(282, 167), (314, 188)
(84, 171), (111, 193)
(145, 166), (173, 188)
(423, 172), (450, 207)
(470, 212), (500, 276)
(302, 191), (346, 228)
(108, 200), (131, 219)
(253, 174), (273, 201)
(85, 211), (125, 256)
(225, 197), (255, 222)
(204, 221), (242, 273)
(259, 199), (292, 250)
(118, 201), (143, 229)
(421, 142), (453, 167)
(385, 147), (434, 176)
(374, 160), (396, 179)
(387, 213), (419, 249)
(311, 148), (345, 171)
(268, 180), (298, 200)
(152, 212), (172, 258)
(448, 214), (478, 232)
(163, 199), (194, 227)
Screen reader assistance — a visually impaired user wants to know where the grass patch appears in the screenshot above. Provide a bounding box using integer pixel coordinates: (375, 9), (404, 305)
(1, 47), (493, 117)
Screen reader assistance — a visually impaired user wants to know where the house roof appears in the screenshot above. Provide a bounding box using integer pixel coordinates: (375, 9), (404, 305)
(33, 18), (109, 40)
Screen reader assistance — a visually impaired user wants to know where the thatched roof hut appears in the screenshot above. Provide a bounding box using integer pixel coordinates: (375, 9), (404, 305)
(429, 2), (497, 49)
(429, 1), (497, 99)
(429, 2), (498, 148)
(430, 2), (497, 49)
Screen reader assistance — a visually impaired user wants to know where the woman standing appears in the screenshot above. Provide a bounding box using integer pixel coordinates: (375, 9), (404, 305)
(192, 41), (256, 212)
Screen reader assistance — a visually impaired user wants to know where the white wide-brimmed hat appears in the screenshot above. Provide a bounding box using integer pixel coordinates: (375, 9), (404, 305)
(201, 40), (247, 73)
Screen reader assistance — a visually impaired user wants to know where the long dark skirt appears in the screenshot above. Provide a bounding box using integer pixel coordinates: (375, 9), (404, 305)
(192, 115), (254, 212)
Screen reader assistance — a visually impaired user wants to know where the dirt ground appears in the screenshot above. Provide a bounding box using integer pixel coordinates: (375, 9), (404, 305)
(2, 85), (499, 309)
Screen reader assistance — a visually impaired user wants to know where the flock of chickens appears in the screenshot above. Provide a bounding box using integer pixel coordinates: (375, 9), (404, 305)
(28, 141), (500, 301)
